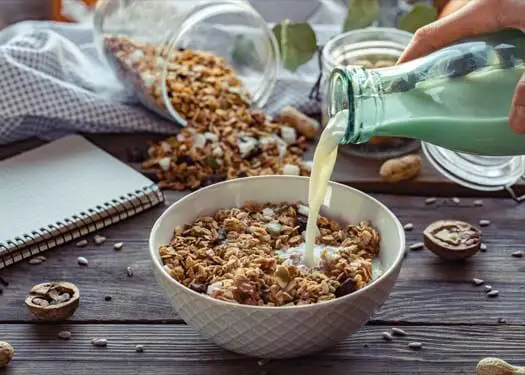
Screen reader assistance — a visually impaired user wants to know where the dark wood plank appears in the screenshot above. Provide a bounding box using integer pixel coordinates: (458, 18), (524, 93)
(1, 193), (524, 324)
(3, 133), (524, 197)
(1, 324), (525, 374)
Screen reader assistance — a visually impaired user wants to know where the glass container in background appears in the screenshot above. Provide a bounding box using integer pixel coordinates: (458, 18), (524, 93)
(321, 27), (421, 159)
(93, 0), (280, 126)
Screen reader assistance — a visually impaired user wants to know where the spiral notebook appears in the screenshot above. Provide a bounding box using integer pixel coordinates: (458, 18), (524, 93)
(0, 134), (165, 269)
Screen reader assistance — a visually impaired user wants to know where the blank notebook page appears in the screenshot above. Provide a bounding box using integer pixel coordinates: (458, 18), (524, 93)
(0, 135), (155, 243)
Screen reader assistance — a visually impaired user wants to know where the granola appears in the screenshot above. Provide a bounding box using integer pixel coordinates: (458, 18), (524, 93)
(159, 201), (381, 306)
(103, 35), (316, 190)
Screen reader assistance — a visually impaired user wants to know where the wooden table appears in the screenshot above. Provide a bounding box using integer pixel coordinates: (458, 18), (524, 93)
(1, 133), (525, 375)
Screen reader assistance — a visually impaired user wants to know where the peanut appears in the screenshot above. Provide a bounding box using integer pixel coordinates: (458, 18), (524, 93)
(477, 357), (525, 375)
(278, 106), (319, 138)
(379, 154), (423, 182)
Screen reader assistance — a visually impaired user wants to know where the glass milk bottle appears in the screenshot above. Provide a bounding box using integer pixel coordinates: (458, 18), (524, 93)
(325, 29), (525, 194)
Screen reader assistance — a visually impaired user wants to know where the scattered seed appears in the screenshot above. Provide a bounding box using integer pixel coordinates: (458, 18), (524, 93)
(452, 197), (461, 204)
(511, 251), (523, 258)
(403, 223), (413, 231)
(77, 257), (88, 266)
(94, 235), (106, 245)
(425, 197), (436, 205)
(473, 278), (485, 286)
(363, 343), (369, 348)
(127, 267), (134, 277)
(76, 239), (88, 248)
(391, 328), (407, 336)
(480, 243), (487, 252)
(487, 290), (499, 297)
(57, 331), (72, 340)
(113, 242), (124, 251)
(0, 288), (3, 295)
(28, 258), (43, 265)
(479, 219), (491, 227)
(257, 359), (270, 366)
(382, 332), (394, 341)
(473, 199), (484, 207)
(104, 296), (112, 301)
(91, 338), (108, 347)
(135, 344), (145, 353)
(409, 242), (424, 251)
(408, 342), (423, 350)
(498, 317), (506, 324)
(484, 285), (492, 292)
(0, 276), (8, 287)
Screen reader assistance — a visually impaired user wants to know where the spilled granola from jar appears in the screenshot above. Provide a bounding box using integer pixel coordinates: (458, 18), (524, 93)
(159, 201), (382, 306)
(104, 36), (318, 190)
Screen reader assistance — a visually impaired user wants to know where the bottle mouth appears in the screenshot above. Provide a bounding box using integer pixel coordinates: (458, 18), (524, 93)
(327, 67), (357, 143)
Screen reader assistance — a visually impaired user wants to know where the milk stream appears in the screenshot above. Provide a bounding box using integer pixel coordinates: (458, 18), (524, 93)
(302, 110), (348, 268)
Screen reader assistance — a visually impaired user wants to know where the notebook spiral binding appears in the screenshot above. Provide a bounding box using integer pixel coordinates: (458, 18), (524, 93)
(0, 183), (164, 270)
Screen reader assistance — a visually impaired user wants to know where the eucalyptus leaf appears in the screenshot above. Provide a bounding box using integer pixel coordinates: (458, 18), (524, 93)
(397, 3), (438, 33)
(272, 20), (317, 72)
(343, 0), (379, 32)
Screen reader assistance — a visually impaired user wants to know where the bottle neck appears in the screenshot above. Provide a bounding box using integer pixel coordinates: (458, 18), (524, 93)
(326, 67), (385, 145)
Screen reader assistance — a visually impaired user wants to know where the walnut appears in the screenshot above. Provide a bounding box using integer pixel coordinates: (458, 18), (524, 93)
(25, 282), (80, 321)
(0, 342), (14, 368)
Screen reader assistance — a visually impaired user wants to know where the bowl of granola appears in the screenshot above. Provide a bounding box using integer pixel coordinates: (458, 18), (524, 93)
(149, 176), (405, 359)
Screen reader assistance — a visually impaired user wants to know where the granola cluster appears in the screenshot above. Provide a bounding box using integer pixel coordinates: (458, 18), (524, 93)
(104, 36), (317, 190)
(159, 202), (381, 306)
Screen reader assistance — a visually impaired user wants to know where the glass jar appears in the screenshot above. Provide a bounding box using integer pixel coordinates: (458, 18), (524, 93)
(321, 27), (421, 159)
(325, 29), (525, 195)
(92, 0), (280, 126)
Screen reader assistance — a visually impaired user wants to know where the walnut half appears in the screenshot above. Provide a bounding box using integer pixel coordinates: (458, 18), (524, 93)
(25, 281), (80, 321)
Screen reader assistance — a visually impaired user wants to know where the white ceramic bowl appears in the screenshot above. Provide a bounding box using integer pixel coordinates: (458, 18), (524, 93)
(149, 176), (405, 359)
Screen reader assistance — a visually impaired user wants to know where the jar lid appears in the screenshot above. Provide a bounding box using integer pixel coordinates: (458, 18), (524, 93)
(421, 142), (525, 191)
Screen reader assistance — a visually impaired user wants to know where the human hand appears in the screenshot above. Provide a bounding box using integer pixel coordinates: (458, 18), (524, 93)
(397, 0), (525, 133)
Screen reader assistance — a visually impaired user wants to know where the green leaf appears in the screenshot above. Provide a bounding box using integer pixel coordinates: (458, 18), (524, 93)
(272, 20), (317, 72)
(397, 3), (438, 33)
(231, 35), (259, 68)
(343, 0), (379, 32)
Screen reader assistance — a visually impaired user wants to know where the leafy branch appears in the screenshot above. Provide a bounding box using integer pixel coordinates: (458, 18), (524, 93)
(232, 0), (440, 73)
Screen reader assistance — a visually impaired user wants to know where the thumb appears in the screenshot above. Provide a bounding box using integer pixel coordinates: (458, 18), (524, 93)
(510, 73), (525, 134)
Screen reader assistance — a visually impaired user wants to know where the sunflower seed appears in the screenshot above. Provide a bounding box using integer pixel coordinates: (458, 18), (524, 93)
(473, 278), (484, 286)
(76, 239), (88, 248)
(391, 327), (407, 336)
(473, 200), (484, 207)
(57, 331), (72, 340)
(94, 235), (106, 245)
(409, 242), (424, 251)
(135, 344), (145, 353)
(127, 267), (134, 277)
(113, 242), (124, 251)
(498, 317), (506, 324)
(484, 285), (492, 292)
(487, 290), (499, 297)
(91, 338), (108, 347)
(382, 332), (393, 341)
(452, 197), (461, 204)
(479, 220), (491, 227)
(511, 251), (523, 258)
(425, 197), (436, 205)
(403, 223), (413, 231)
(480, 243), (487, 252)
(77, 257), (88, 266)
(408, 342), (423, 350)
(105, 296), (112, 301)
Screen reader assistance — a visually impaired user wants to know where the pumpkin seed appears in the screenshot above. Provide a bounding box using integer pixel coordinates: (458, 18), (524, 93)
(127, 267), (134, 277)
(511, 251), (523, 258)
(473, 200), (484, 206)
(403, 223), (413, 231)
(452, 197), (460, 204)
(480, 243), (487, 252)
(77, 257), (88, 266)
(484, 285), (492, 292)
(94, 235), (106, 245)
(114, 242), (124, 251)
(479, 220), (491, 227)
(91, 338), (108, 347)
(487, 290), (499, 297)
(57, 331), (72, 340)
(28, 258), (43, 265)
(425, 197), (436, 205)
(135, 344), (145, 353)
(382, 332), (393, 341)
